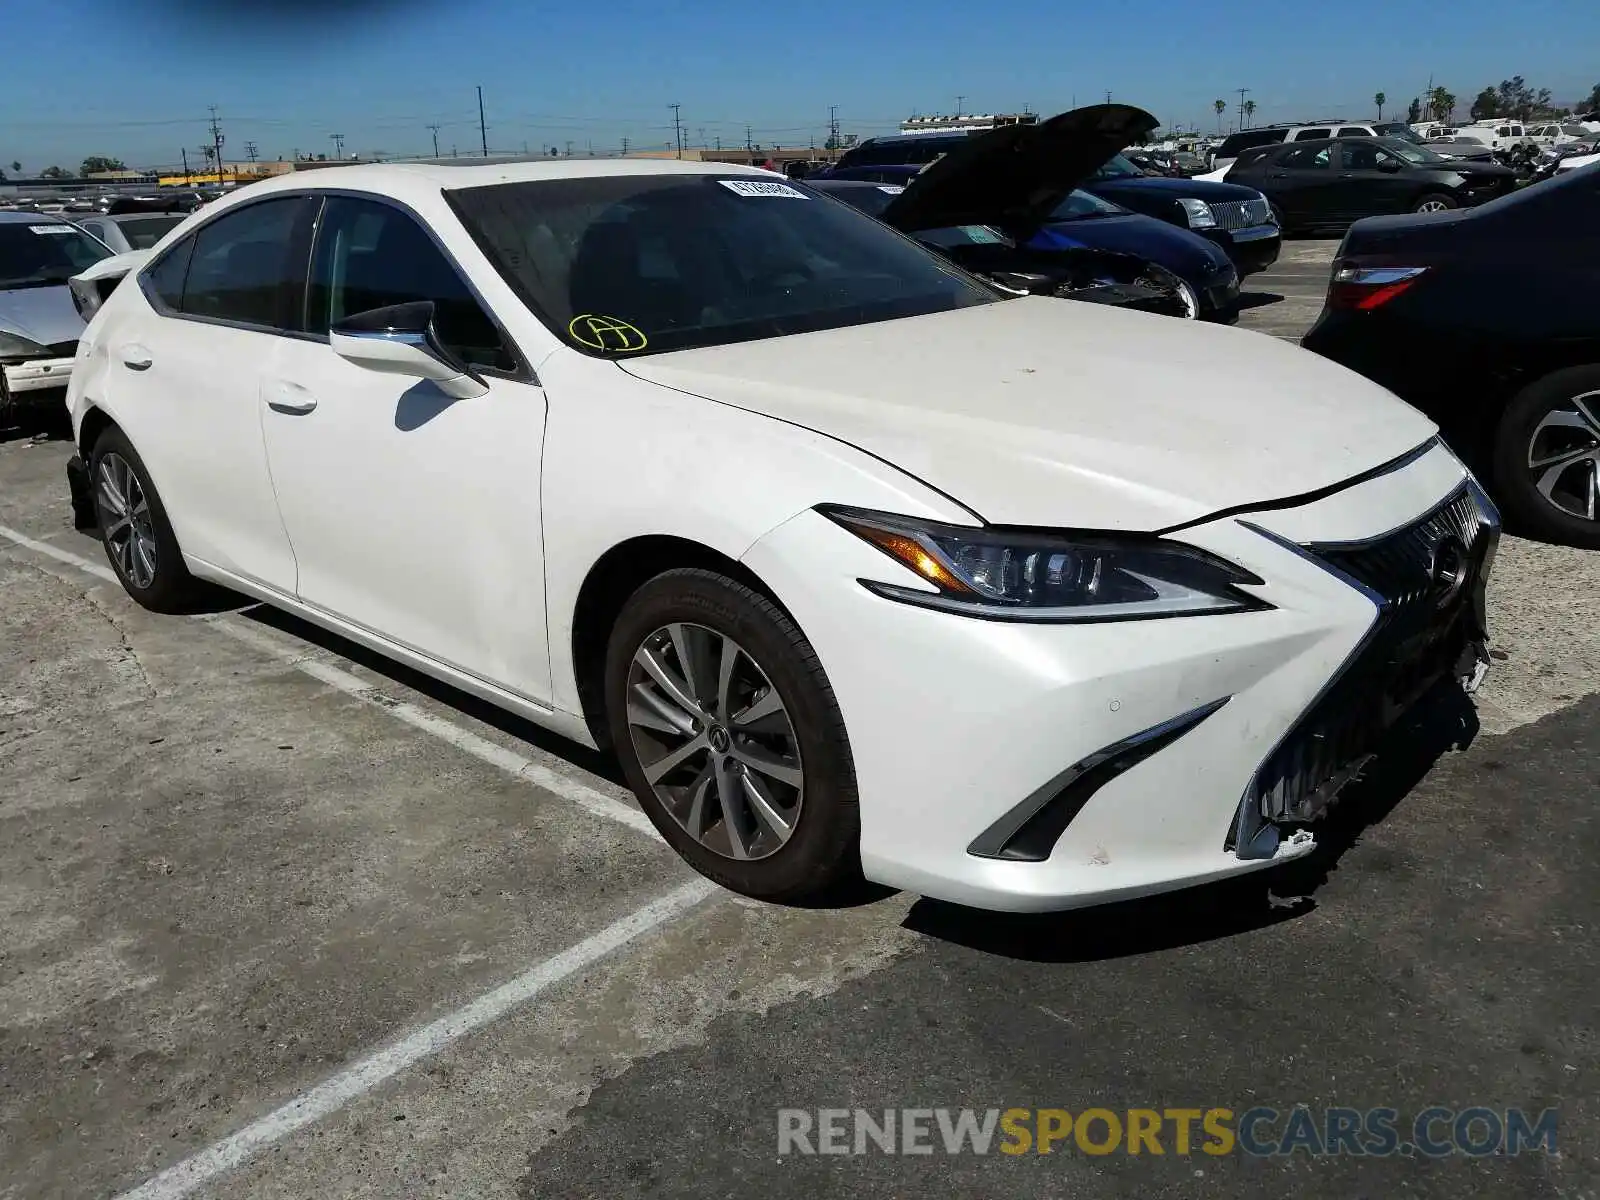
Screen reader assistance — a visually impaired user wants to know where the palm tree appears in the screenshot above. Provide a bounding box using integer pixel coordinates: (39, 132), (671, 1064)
(1214, 99), (1227, 132)
(1242, 99), (1257, 127)
(1375, 91), (1387, 120)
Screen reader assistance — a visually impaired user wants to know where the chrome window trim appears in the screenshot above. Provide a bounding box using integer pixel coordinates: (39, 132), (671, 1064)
(135, 188), (536, 386)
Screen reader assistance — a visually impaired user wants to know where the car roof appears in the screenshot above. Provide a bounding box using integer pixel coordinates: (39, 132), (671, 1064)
(234, 158), (774, 201)
(0, 210), (73, 224)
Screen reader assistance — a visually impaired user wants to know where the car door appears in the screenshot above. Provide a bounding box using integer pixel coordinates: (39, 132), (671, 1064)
(106, 194), (316, 592)
(1258, 142), (1339, 223)
(1330, 140), (1415, 217)
(259, 193), (553, 701)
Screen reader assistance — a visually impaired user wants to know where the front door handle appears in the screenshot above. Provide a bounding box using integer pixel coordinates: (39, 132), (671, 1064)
(120, 344), (152, 371)
(264, 380), (318, 415)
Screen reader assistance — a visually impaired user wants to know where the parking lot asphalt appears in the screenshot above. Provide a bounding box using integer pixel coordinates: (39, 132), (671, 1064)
(2, 238), (1597, 1199)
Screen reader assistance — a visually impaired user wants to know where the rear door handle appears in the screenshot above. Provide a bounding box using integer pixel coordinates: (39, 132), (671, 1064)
(120, 344), (152, 371)
(264, 380), (318, 415)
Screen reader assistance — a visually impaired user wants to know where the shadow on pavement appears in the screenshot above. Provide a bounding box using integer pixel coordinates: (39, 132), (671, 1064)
(1236, 291), (1284, 311)
(903, 678), (1479, 963)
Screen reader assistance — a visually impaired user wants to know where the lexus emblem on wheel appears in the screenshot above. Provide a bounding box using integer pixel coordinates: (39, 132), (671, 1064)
(1427, 536), (1470, 608)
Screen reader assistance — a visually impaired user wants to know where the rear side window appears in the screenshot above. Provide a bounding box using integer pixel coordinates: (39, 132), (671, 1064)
(1280, 144), (1333, 169)
(143, 236), (194, 309)
(177, 197), (309, 329)
(1293, 127), (1332, 140)
(1338, 126), (1371, 137)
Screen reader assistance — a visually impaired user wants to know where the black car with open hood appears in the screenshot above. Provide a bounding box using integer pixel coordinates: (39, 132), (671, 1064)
(812, 106), (1208, 319)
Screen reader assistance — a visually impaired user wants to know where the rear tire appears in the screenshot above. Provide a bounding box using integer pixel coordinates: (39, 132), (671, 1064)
(1490, 365), (1600, 550)
(88, 425), (202, 612)
(1412, 192), (1458, 214)
(604, 568), (860, 903)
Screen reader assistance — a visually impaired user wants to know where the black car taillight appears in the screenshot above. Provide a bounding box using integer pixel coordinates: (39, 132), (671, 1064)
(1327, 265), (1429, 311)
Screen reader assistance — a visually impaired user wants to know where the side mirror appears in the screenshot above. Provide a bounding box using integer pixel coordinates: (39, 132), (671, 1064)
(1376, 158), (1403, 172)
(329, 301), (489, 399)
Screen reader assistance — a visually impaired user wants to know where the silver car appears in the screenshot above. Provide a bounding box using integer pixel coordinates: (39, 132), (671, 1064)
(0, 212), (114, 420)
(72, 212), (188, 254)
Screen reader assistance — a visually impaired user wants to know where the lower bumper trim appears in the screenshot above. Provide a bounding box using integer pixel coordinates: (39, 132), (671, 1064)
(967, 696), (1231, 862)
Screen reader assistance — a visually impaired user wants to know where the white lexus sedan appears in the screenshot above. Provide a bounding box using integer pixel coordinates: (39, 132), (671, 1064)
(63, 152), (1499, 912)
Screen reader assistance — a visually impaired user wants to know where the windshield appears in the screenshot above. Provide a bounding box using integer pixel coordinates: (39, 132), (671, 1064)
(1091, 154), (1148, 180)
(0, 220), (114, 287)
(449, 174), (996, 357)
(1374, 122), (1424, 144)
(1049, 189), (1127, 220)
(1379, 138), (1448, 164)
(916, 225), (1011, 249)
(115, 214), (187, 249)
(816, 184), (901, 218)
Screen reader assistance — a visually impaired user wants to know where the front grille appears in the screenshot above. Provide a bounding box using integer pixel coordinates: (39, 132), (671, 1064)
(1210, 198), (1273, 231)
(1243, 483), (1498, 827)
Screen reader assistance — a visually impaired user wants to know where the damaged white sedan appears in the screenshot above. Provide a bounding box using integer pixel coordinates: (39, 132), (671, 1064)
(62, 141), (1497, 912)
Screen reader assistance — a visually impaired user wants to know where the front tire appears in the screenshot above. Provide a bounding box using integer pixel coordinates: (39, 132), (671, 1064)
(89, 425), (201, 612)
(604, 568), (860, 903)
(1490, 365), (1600, 549)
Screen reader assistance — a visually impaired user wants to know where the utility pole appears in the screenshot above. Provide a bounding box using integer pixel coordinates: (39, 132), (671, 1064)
(1236, 88), (1251, 129)
(670, 102), (684, 158)
(828, 104), (840, 148)
(955, 94), (965, 117)
(181, 146), (190, 184)
(564, 139), (573, 157)
(1105, 90), (1113, 104)
(621, 136), (630, 156)
(330, 132), (345, 158)
(427, 124), (441, 157)
(477, 85), (489, 156)
(243, 140), (258, 163)
(745, 124), (753, 152)
(715, 134), (722, 151)
(208, 105), (226, 181)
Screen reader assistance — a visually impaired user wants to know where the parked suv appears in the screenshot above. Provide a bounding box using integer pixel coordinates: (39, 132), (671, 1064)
(1212, 121), (1423, 172)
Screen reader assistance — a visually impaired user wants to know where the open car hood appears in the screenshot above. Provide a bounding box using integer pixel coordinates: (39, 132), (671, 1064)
(878, 104), (1159, 241)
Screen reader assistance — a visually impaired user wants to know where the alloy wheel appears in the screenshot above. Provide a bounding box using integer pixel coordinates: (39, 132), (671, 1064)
(97, 452), (159, 588)
(1416, 198), (1452, 213)
(624, 622), (803, 861)
(1526, 389), (1600, 521)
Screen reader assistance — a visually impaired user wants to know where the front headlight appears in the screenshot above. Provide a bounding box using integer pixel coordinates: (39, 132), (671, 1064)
(0, 330), (50, 360)
(823, 508), (1269, 622)
(1177, 198), (1217, 229)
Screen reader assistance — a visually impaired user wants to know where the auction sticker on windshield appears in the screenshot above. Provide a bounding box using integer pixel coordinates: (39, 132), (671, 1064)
(29, 225), (75, 234)
(717, 179), (808, 199)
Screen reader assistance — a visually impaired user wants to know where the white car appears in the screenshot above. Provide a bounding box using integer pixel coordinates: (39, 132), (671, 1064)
(63, 156), (1500, 913)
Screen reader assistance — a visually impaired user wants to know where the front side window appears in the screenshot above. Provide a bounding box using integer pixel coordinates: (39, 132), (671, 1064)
(1049, 189), (1126, 220)
(449, 174), (996, 358)
(305, 195), (513, 371)
(0, 220), (114, 288)
(178, 196), (309, 328)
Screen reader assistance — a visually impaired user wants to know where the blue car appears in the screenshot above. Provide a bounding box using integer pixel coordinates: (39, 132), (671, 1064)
(811, 116), (1243, 321)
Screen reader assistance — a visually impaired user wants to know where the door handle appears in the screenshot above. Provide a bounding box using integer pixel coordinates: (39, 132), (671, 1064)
(264, 380), (318, 415)
(120, 344), (152, 371)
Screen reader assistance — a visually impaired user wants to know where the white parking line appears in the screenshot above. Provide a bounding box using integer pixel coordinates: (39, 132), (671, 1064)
(112, 877), (719, 1200)
(0, 523), (721, 1197)
(0, 524), (660, 839)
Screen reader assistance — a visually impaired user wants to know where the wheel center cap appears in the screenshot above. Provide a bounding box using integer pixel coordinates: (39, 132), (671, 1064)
(708, 724), (731, 754)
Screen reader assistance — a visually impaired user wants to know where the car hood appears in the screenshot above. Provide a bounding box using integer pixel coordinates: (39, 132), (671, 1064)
(1030, 213), (1232, 277)
(0, 283), (85, 348)
(619, 298), (1436, 531)
(879, 104), (1159, 240)
(1090, 175), (1266, 201)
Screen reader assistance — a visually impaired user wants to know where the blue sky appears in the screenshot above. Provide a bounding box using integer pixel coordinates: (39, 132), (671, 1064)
(6, 0), (1598, 172)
